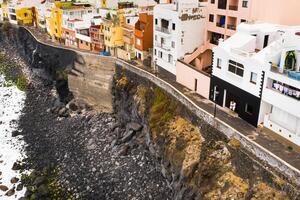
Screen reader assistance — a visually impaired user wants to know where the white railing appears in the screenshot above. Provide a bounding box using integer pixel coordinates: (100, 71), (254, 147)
(231, 48), (255, 57)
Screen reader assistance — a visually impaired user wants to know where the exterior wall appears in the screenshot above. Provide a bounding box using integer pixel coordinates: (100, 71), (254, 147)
(210, 75), (261, 127)
(176, 60), (211, 99)
(212, 47), (263, 98)
(134, 13), (153, 53)
(250, 0), (300, 26)
(78, 39), (91, 51)
(153, 3), (206, 75)
(16, 7), (34, 25)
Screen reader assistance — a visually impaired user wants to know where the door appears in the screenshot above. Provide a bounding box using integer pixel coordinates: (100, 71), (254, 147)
(225, 91), (240, 113)
(194, 79), (198, 92)
(263, 35), (269, 48)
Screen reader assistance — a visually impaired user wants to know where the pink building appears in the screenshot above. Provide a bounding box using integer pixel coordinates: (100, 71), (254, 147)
(177, 0), (300, 99)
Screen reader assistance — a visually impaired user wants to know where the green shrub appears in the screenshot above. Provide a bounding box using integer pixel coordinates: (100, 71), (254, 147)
(16, 75), (28, 91)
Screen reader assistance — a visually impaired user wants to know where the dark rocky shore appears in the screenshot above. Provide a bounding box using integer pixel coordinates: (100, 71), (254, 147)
(16, 75), (172, 199)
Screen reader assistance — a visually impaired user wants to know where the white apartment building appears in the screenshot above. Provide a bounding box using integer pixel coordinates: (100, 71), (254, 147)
(153, 0), (206, 75)
(260, 28), (300, 146)
(212, 22), (300, 146)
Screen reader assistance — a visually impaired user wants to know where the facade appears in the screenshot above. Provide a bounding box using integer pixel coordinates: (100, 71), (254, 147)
(47, 1), (72, 40)
(103, 11), (124, 55)
(76, 26), (92, 51)
(134, 13), (153, 61)
(153, 0), (206, 75)
(90, 24), (104, 52)
(0, 1), (9, 21)
(259, 29), (300, 146)
(210, 23), (281, 126)
(62, 19), (83, 48)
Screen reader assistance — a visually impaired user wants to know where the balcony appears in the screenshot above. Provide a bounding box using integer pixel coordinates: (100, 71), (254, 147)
(228, 5), (238, 11)
(270, 65), (300, 82)
(155, 42), (171, 51)
(227, 24), (236, 30)
(155, 26), (170, 34)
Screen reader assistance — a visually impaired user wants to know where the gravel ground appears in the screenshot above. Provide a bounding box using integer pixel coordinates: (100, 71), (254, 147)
(18, 78), (172, 200)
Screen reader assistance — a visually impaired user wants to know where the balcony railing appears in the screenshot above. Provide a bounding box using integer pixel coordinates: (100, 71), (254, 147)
(270, 65), (300, 81)
(216, 22), (225, 28)
(268, 81), (300, 101)
(155, 26), (170, 34)
(231, 48), (255, 57)
(155, 43), (171, 51)
(228, 5), (238, 11)
(227, 24), (236, 30)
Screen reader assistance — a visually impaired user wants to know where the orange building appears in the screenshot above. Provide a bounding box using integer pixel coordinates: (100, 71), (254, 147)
(134, 13), (153, 61)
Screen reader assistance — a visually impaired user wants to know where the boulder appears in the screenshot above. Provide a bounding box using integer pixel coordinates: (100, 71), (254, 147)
(5, 188), (15, 196)
(10, 177), (19, 184)
(126, 122), (143, 132)
(33, 176), (46, 186)
(12, 130), (22, 137)
(121, 130), (136, 143)
(16, 183), (23, 191)
(0, 185), (8, 191)
(37, 184), (49, 196)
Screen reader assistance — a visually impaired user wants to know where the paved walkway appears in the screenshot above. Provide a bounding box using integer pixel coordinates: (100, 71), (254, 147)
(23, 26), (300, 172)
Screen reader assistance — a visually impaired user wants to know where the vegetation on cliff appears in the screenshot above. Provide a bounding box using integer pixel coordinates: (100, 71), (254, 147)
(0, 53), (28, 91)
(114, 71), (294, 199)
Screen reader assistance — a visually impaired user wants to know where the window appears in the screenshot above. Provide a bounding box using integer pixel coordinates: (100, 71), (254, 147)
(172, 23), (176, 30)
(168, 54), (173, 63)
(171, 41), (175, 48)
(242, 0), (248, 8)
(245, 104), (253, 115)
(211, 0), (215, 3)
(250, 72), (257, 84)
(155, 18), (158, 25)
(86, 42), (88, 46)
(228, 60), (244, 77)
(217, 58), (222, 68)
(155, 35), (157, 41)
(241, 19), (247, 23)
(136, 38), (141, 46)
(209, 14), (214, 22)
(159, 51), (162, 58)
(154, 49), (157, 55)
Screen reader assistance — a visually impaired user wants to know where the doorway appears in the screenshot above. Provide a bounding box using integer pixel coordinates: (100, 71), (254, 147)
(263, 35), (269, 48)
(194, 79), (198, 92)
(225, 91), (239, 113)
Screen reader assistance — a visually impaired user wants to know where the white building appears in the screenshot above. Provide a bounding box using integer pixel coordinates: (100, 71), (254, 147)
(211, 22), (300, 146)
(153, 0), (206, 75)
(260, 28), (300, 146)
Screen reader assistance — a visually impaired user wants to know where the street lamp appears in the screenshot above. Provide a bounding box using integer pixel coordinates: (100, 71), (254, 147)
(213, 85), (219, 118)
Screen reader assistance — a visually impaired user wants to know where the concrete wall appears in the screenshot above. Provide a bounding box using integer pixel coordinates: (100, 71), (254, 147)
(16, 27), (115, 113)
(176, 60), (211, 99)
(68, 54), (115, 112)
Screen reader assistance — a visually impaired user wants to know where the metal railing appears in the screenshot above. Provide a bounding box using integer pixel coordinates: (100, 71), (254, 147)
(155, 26), (170, 34)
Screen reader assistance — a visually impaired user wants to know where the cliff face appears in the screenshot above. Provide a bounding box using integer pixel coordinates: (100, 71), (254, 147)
(113, 67), (300, 200)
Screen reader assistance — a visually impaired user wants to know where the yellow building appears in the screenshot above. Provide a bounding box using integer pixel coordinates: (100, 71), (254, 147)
(46, 1), (72, 40)
(15, 7), (36, 25)
(103, 11), (125, 55)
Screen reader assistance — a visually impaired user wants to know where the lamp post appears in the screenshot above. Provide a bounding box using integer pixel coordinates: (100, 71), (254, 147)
(213, 85), (219, 118)
(153, 58), (158, 77)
